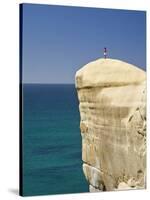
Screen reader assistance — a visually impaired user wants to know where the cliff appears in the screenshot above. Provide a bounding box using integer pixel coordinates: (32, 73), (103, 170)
(75, 58), (146, 192)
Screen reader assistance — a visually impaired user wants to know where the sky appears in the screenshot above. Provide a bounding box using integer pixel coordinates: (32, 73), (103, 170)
(21, 3), (146, 84)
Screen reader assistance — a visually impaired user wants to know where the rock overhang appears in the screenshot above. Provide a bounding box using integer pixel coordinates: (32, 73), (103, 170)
(75, 58), (146, 89)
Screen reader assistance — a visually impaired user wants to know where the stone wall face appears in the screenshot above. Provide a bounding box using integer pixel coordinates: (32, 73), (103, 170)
(75, 59), (146, 192)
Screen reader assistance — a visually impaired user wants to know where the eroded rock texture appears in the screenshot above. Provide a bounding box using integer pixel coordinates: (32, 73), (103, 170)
(75, 58), (146, 192)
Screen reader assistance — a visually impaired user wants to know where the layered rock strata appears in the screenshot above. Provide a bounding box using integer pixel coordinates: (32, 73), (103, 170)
(75, 58), (146, 192)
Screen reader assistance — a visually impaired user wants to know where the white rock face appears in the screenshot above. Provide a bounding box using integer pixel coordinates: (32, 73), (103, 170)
(75, 58), (146, 191)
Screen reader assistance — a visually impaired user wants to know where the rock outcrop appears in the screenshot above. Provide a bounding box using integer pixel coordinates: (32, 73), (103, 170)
(75, 58), (146, 192)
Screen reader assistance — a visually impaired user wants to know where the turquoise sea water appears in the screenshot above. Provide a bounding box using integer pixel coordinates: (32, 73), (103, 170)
(22, 84), (88, 196)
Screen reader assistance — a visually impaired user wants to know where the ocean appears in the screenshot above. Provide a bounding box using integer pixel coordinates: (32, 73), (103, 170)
(22, 84), (88, 196)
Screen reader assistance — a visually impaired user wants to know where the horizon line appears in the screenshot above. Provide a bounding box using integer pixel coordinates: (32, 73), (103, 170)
(22, 83), (75, 84)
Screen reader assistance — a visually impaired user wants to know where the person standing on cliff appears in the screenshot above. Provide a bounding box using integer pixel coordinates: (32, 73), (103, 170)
(104, 47), (107, 59)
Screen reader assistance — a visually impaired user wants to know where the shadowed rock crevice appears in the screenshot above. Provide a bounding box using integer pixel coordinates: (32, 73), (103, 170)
(75, 58), (146, 192)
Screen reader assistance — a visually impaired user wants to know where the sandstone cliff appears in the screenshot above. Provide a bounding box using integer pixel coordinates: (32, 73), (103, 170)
(75, 58), (146, 192)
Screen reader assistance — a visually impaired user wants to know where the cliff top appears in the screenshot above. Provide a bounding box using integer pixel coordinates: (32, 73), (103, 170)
(75, 58), (146, 89)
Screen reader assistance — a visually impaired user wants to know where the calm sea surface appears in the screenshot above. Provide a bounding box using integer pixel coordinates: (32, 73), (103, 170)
(22, 84), (88, 196)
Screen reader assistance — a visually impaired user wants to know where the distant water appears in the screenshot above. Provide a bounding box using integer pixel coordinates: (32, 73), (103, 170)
(22, 84), (88, 196)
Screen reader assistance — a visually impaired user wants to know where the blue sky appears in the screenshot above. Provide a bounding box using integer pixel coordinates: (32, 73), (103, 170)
(22, 4), (146, 83)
